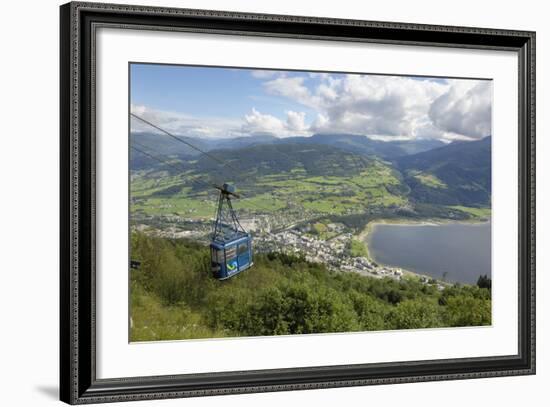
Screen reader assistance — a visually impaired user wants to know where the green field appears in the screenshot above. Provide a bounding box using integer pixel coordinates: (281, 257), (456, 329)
(349, 238), (369, 258)
(131, 159), (410, 221)
(413, 172), (447, 189)
(448, 205), (491, 220)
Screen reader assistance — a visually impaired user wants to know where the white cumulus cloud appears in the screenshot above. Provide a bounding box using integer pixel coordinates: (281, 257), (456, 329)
(130, 104), (243, 139)
(264, 76), (319, 108)
(261, 73), (492, 141)
(242, 108), (310, 137)
(429, 81), (492, 140)
(132, 73), (492, 142)
(285, 110), (307, 132)
(242, 108), (286, 134)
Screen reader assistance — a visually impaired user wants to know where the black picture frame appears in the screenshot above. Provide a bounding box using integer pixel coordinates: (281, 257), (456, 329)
(60, 2), (536, 404)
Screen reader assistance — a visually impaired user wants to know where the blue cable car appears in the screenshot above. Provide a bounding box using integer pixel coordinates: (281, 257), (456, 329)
(210, 183), (253, 280)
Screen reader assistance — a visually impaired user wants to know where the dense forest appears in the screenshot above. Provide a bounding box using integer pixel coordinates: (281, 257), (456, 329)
(130, 232), (491, 342)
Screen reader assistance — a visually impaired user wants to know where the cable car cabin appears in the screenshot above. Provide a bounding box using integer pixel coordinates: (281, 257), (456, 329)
(210, 183), (253, 280)
(210, 231), (253, 280)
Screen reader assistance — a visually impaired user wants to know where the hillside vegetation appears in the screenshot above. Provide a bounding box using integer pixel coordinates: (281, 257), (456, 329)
(397, 137), (491, 206)
(131, 146), (409, 220)
(130, 232), (491, 342)
(130, 137), (492, 226)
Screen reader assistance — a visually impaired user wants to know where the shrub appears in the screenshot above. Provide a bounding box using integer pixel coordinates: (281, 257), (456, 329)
(387, 299), (443, 329)
(443, 296), (491, 327)
(129, 232), (492, 341)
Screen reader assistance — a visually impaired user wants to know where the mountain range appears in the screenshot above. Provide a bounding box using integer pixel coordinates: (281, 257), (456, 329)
(130, 131), (491, 208)
(130, 132), (445, 160)
(396, 137), (491, 206)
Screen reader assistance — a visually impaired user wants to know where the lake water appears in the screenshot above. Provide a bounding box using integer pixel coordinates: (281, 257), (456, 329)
(366, 222), (491, 284)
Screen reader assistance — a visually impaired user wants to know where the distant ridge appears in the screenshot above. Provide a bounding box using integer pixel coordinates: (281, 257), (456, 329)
(396, 136), (491, 206)
(130, 131), (445, 160)
(279, 133), (445, 158)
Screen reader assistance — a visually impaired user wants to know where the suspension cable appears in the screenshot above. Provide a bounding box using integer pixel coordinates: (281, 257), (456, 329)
(131, 113), (242, 174)
(130, 145), (219, 204)
(130, 114), (316, 243)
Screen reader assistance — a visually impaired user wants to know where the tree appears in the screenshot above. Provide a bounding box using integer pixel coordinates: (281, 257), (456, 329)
(476, 274), (492, 290)
(443, 296), (491, 327)
(388, 299), (443, 329)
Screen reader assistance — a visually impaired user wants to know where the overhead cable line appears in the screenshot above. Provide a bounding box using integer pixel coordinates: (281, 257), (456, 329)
(130, 144), (218, 194)
(131, 112), (242, 174)
(131, 142), (278, 217)
(131, 114), (304, 235)
(130, 115), (279, 213)
(131, 143), (286, 253)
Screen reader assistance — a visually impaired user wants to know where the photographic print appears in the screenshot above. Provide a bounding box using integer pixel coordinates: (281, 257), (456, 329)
(129, 63), (492, 342)
(60, 5), (535, 402)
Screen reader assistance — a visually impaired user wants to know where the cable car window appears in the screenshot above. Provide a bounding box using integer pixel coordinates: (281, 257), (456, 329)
(212, 248), (224, 263)
(238, 242), (248, 255)
(225, 246), (237, 260)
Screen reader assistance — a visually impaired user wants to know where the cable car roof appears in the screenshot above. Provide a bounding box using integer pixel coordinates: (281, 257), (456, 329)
(211, 229), (250, 246)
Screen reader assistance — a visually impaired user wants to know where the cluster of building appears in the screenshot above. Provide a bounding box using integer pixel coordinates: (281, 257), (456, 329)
(134, 214), (436, 284)
(254, 228), (405, 281)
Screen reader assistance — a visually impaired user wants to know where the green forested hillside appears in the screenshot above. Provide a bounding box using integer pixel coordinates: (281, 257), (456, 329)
(131, 137), (491, 223)
(130, 145), (410, 220)
(292, 133), (445, 158)
(194, 142), (372, 179)
(130, 232), (491, 342)
(397, 137), (491, 206)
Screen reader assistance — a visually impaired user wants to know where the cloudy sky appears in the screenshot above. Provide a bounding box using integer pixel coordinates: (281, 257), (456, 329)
(130, 64), (492, 142)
